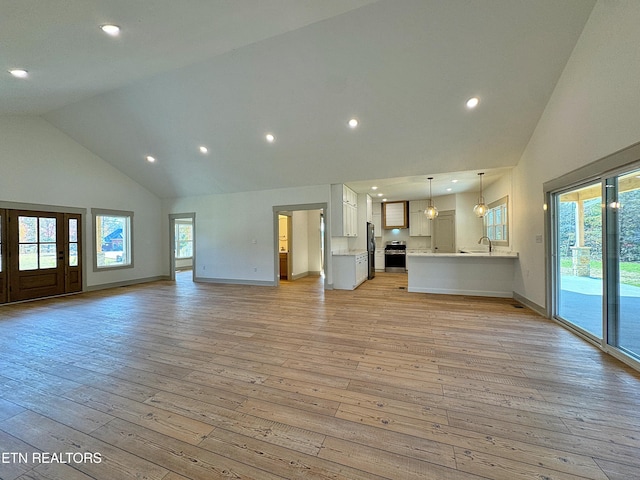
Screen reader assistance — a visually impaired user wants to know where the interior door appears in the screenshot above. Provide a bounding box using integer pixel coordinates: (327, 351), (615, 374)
(433, 210), (456, 253)
(8, 210), (66, 302)
(0, 209), (7, 304)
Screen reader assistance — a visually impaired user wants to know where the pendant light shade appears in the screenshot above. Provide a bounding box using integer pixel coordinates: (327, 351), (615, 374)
(473, 172), (488, 218)
(424, 177), (438, 219)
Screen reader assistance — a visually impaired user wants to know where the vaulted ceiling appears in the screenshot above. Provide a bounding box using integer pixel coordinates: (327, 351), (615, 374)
(2, 0), (596, 199)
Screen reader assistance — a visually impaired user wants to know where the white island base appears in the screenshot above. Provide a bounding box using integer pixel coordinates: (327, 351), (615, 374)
(407, 252), (518, 298)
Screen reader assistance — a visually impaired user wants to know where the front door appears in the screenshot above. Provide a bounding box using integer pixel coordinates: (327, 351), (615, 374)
(5, 210), (82, 303)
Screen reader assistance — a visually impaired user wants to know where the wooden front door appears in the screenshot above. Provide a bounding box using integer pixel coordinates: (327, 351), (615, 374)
(6, 210), (81, 302)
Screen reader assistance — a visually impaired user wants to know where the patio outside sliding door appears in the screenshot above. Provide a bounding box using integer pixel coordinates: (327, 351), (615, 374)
(555, 181), (603, 339)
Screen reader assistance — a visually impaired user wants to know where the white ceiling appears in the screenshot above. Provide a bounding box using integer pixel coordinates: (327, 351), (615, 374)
(347, 167), (513, 202)
(2, 0), (596, 199)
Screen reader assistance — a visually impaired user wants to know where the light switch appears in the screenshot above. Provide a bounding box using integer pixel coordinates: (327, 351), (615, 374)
(535, 235), (543, 243)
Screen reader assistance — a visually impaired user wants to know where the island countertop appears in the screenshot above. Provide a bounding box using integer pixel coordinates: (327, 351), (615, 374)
(407, 251), (518, 258)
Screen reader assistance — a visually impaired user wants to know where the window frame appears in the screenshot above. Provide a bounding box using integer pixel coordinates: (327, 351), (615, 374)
(92, 208), (134, 272)
(484, 195), (509, 246)
(174, 221), (193, 259)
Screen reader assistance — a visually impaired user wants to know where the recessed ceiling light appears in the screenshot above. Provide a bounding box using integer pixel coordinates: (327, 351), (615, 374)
(265, 134), (275, 143)
(377, 193), (383, 197)
(466, 97), (479, 109)
(199, 146), (208, 154)
(451, 179), (459, 183)
(9, 69), (28, 78)
(348, 118), (359, 128)
(446, 188), (452, 192)
(146, 155), (156, 163)
(382, 198), (387, 202)
(371, 186), (378, 190)
(100, 24), (121, 36)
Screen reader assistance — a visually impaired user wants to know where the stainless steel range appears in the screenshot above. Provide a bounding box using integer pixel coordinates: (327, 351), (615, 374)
(384, 241), (406, 273)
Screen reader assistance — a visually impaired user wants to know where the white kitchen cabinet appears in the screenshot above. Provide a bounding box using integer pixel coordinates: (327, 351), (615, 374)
(331, 184), (358, 237)
(374, 249), (385, 271)
(366, 194), (373, 223)
(372, 202), (382, 236)
(333, 252), (368, 290)
(409, 200), (432, 237)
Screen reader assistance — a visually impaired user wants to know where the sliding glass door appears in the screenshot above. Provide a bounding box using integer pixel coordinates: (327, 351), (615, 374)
(555, 181), (603, 339)
(552, 165), (640, 362)
(605, 169), (640, 358)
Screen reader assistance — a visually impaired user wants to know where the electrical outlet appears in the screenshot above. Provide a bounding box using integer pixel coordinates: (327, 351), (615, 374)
(254, 267), (257, 272)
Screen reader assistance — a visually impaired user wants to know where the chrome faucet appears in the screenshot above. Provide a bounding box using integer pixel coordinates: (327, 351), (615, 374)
(478, 236), (492, 252)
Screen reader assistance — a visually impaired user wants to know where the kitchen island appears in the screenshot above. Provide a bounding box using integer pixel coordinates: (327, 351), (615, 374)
(407, 251), (518, 298)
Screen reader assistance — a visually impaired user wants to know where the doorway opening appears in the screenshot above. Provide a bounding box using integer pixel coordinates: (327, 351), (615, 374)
(169, 213), (195, 283)
(273, 203), (327, 289)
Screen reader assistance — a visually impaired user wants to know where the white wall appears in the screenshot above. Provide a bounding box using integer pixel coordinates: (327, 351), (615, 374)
(175, 258), (193, 270)
(307, 210), (323, 273)
(455, 192), (484, 250)
(0, 116), (164, 288)
(513, 0), (640, 308)
(162, 184), (331, 285)
(291, 210), (309, 277)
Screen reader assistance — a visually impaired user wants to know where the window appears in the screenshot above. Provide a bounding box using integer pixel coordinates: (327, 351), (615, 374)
(18, 215), (58, 270)
(485, 196), (508, 246)
(68, 218), (79, 267)
(175, 221), (193, 259)
(92, 209), (133, 270)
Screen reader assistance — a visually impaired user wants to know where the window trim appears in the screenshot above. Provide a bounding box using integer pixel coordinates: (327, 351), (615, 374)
(91, 208), (134, 272)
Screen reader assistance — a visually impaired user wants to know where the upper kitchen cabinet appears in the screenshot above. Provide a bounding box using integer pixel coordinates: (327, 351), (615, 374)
(382, 201), (408, 229)
(331, 184), (358, 237)
(409, 200), (431, 237)
(372, 202), (382, 236)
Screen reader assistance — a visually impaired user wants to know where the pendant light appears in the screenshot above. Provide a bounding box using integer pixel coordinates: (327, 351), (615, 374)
(473, 172), (488, 218)
(424, 177), (438, 219)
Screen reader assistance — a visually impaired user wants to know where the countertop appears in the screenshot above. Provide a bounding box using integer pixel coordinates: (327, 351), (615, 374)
(407, 251), (518, 258)
(332, 250), (368, 256)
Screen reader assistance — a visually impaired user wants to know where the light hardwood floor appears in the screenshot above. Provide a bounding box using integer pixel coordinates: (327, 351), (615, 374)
(1, 272), (639, 479)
